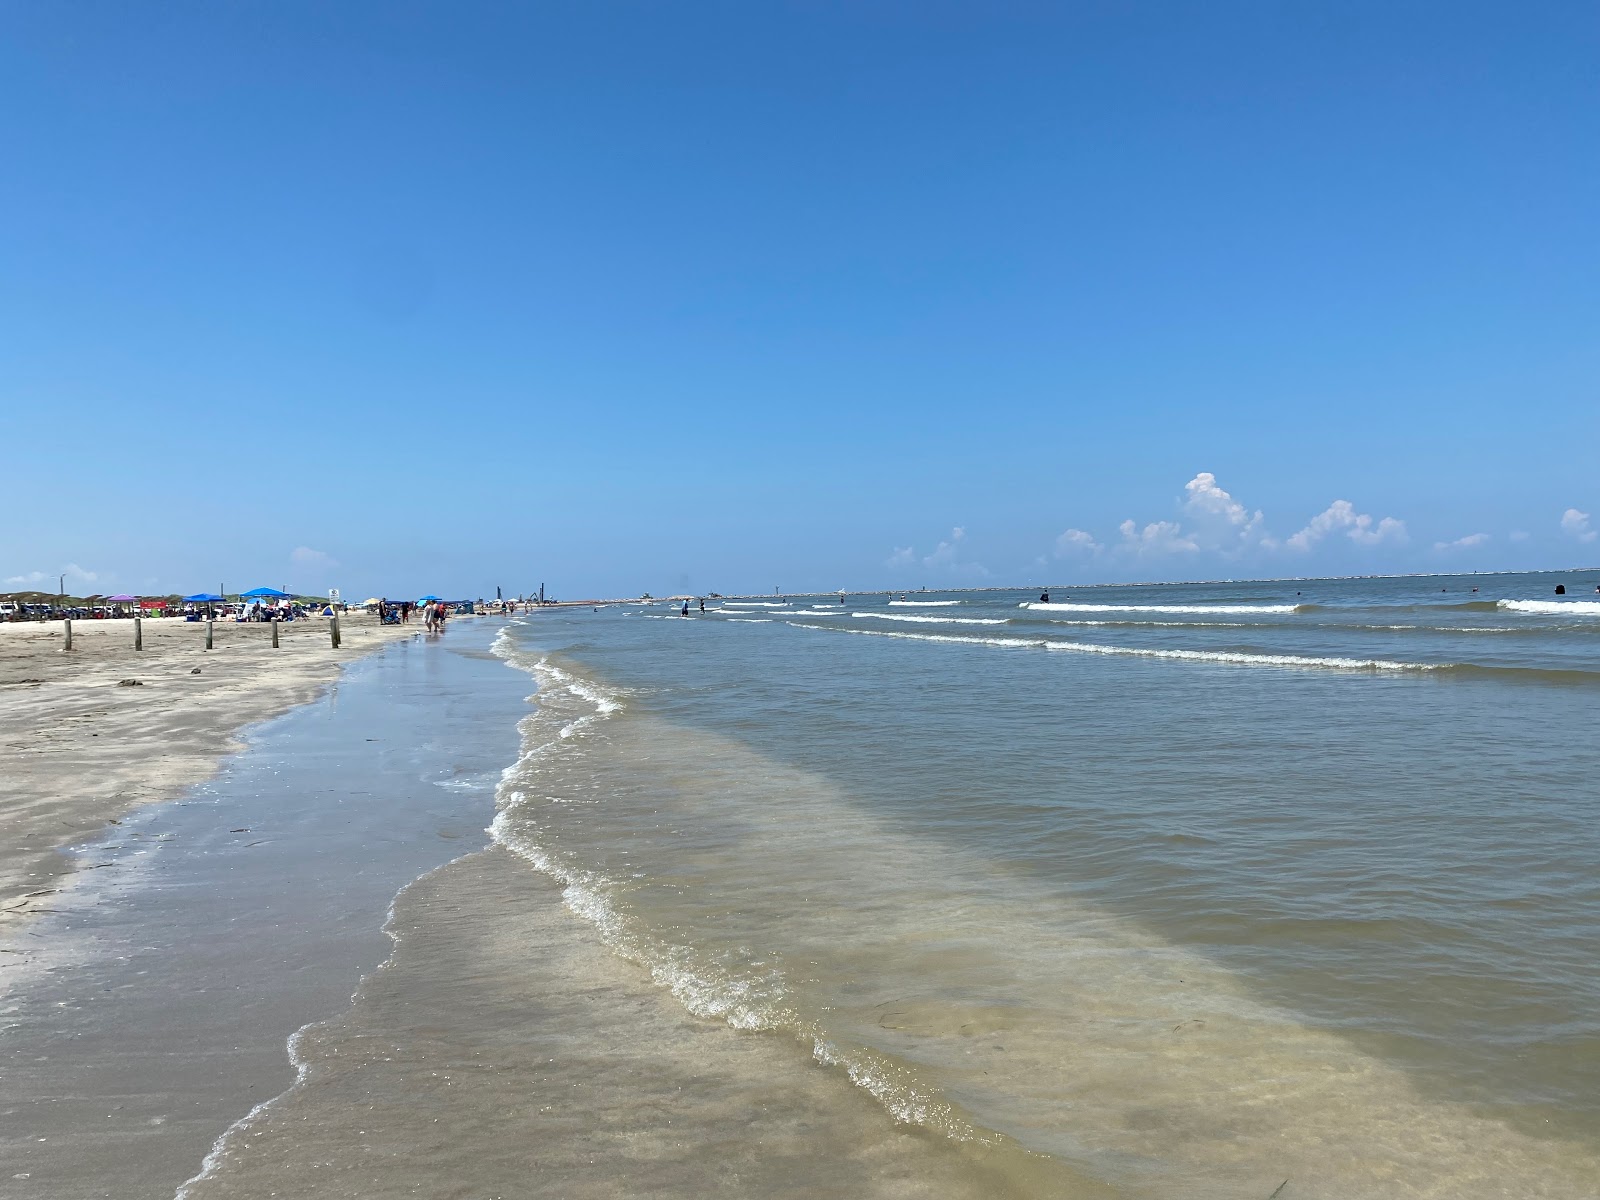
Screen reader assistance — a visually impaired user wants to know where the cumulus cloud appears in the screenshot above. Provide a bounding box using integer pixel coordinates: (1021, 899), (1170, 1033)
(1033, 472), (1414, 568)
(1560, 508), (1596, 543)
(1287, 501), (1407, 551)
(922, 526), (966, 568)
(1054, 528), (1101, 557)
(885, 528), (988, 576)
(4, 563), (99, 587)
(1118, 519), (1198, 555)
(922, 527), (991, 576)
(1434, 533), (1489, 552)
(1181, 472), (1273, 552)
(291, 546), (340, 569)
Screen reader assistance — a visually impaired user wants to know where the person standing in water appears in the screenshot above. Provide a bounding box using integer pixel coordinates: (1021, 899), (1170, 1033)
(699, 598), (705, 614)
(682, 600), (690, 616)
(1040, 590), (1050, 603)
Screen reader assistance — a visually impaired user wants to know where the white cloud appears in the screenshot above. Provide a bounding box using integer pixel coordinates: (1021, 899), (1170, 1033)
(922, 526), (966, 568)
(921, 526), (991, 576)
(1509, 530), (1530, 543)
(1118, 519), (1198, 555)
(4, 563), (99, 587)
(1434, 533), (1489, 552)
(290, 546), (340, 569)
(1560, 508), (1596, 544)
(1181, 472), (1273, 552)
(1054, 528), (1101, 557)
(886, 529), (988, 576)
(1287, 501), (1407, 551)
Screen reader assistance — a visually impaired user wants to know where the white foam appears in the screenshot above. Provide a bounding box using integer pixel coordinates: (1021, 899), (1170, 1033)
(1023, 602), (1300, 614)
(728, 618), (773, 623)
(855, 612), (1009, 625)
(889, 599), (962, 607)
(1498, 599), (1600, 616)
(723, 601), (788, 607)
(1041, 640), (1432, 672)
(797, 624), (1436, 672)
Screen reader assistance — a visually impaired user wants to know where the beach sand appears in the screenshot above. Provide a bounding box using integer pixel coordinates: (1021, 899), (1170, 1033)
(0, 613), (417, 936)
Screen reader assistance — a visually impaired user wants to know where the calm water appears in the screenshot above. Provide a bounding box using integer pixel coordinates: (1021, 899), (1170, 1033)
(492, 571), (1600, 1198)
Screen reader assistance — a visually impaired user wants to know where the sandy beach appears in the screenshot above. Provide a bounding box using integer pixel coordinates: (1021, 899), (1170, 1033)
(0, 613), (417, 942)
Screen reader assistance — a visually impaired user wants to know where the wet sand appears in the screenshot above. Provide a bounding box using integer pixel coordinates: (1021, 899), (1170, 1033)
(179, 846), (1075, 1200)
(0, 625), (530, 1197)
(0, 613), (417, 933)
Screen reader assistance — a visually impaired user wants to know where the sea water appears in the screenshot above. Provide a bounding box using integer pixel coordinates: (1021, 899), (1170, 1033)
(489, 570), (1600, 1198)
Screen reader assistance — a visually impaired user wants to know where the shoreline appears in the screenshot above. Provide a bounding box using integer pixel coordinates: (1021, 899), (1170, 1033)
(1, 619), (534, 1197)
(0, 612), (426, 950)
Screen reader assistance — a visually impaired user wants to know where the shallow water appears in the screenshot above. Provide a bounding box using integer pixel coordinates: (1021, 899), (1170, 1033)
(0, 630), (530, 1198)
(492, 570), (1600, 1197)
(8, 572), (1600, 1199)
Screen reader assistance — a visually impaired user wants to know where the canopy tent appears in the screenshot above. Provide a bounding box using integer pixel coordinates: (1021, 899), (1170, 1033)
(240, 587), (293, 600)
(105, 594), (138, 603)
(182, 594), (224, 603)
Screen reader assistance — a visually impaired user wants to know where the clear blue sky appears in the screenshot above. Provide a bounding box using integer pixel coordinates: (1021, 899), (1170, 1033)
(3, 2), (1596, 599)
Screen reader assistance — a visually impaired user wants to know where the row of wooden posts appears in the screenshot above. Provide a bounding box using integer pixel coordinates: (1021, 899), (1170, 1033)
(61, 614), (342, 652)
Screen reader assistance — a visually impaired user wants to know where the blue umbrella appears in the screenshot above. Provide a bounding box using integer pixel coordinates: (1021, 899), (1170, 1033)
(417, 594), (442, 602)
(240, 587), (292, 599)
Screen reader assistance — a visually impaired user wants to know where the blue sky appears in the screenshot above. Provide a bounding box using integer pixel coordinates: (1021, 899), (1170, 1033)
(3, 2), (1596, 599)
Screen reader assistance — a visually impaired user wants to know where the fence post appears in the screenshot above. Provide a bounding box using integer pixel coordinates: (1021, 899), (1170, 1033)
(134, 617), (142, 651)
(63, 618), (73, 651)
(272, 620), (280, 648)
(206, 619), (214, 650)
(331, 613), (341, 649)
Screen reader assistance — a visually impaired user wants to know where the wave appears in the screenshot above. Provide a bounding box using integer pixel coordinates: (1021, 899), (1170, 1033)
(794, 624), (1600, 684)
(889, 600), (963, 607)
(727, 618), (773, 623)
(854, 612), (1010, 626)
(1499, 599), (1600, 616)
(482, 655), (981, 1144)
(723, 601), (788, 608)
(794, 624), (1435, 672)
(1022, 602), (1302, 615)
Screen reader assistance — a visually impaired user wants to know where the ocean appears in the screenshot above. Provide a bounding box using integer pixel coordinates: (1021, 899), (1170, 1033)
(11, 571), (1599, 1199)
(486, 569), (1600, 1198)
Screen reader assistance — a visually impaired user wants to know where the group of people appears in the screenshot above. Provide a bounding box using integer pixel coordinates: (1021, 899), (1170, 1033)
(243, 601), (299, 622)
(373, 598), (451, 630)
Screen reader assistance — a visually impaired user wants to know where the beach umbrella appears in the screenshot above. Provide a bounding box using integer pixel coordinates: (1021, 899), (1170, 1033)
(240, 587), (292, 600)
(417, 594), (442, 602)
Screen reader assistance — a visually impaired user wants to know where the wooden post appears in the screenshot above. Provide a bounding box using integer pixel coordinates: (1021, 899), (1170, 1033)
(134, 617), (143, 651)
(271, 620), (279, 648)
(330, 613), (341, 649)
(63, 618), (73, 651)
(206, 619), (214, 650)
